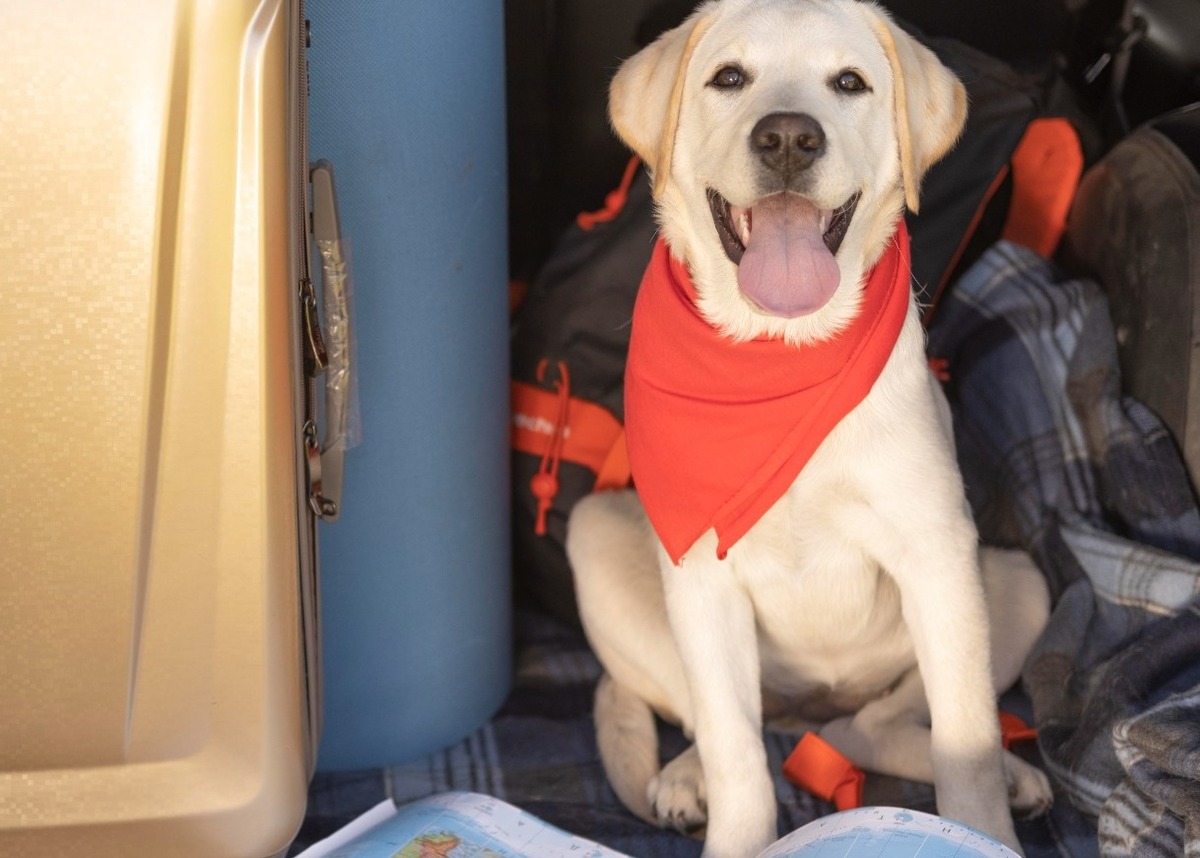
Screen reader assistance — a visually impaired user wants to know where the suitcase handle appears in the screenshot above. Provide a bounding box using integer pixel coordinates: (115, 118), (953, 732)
(310, 160), (350, 521)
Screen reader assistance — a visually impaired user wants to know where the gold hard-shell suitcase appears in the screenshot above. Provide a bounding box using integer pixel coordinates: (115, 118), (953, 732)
(0, 1), (349, 854)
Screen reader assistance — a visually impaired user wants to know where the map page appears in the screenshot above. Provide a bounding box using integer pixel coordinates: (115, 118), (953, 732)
(296, 791), (629, 858)
(298, 794), (1019, 858)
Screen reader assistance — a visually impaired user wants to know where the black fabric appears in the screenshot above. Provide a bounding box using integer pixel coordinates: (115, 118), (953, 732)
(504, 0), (654, 280)
(511, 170), (657, 624)
(1116, 0), (1200, 130)
(880, 0), (1073, 72)
(1154, 103), (1200, 165)
(904, 34), (1043, 305)
(511, 170), (657, 423)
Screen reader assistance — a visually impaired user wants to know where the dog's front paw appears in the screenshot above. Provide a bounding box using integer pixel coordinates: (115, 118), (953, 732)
(1004, 752), (1054, 818)
(648, 748), (707, 835)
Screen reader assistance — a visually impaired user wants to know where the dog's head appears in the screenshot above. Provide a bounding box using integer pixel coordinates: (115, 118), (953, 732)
(610, 0), (966, 343)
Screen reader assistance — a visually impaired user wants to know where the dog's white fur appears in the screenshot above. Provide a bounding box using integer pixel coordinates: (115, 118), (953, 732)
(565, 1), (1053, 856)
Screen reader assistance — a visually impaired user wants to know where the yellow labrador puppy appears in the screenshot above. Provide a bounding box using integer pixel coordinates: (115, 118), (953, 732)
(566, 1), (1053, 856)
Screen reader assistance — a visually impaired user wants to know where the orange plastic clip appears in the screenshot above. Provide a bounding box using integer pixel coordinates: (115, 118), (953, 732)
(999, 711), (1038, 750)
(782, 733), (865, 811)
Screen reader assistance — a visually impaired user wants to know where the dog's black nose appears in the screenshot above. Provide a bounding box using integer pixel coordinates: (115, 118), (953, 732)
(751, 112), (825, 176)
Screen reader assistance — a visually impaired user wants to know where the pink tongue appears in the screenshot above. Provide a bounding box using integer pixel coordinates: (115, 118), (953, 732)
(737, 194), (839, 317)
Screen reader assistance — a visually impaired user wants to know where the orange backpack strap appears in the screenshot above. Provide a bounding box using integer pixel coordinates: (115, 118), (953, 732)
(576, 156), (643, 231)
(511, 380), (627, 473)
(1001, 117), (1084, 258)
(511, 377), (630, 533)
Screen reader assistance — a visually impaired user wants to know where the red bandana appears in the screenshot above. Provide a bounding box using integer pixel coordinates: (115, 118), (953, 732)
(624, 223), (912, 564)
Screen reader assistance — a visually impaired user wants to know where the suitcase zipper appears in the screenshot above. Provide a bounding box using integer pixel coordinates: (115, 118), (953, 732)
(294, 7), (336, 521)
(293, 0), (324, 776)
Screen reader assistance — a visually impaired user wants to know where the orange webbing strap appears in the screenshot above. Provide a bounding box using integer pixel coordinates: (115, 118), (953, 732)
(576, 156), (643, 231)
(511, 373), (632, 534)
(783, 733), (865, 812)
(511, 381), (628, 473)
(1001, 118), (1084, 259)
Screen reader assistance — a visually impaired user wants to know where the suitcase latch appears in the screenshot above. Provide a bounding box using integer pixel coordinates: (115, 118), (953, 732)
(303, 419), (338, 519)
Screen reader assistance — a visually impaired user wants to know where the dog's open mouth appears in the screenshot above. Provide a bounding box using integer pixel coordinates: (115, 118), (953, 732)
(707, 189), (861, 317)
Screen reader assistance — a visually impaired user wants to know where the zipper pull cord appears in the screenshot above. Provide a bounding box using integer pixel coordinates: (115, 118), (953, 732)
(531, 359), (571, 536)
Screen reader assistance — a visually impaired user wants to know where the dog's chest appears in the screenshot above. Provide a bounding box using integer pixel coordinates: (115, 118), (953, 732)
(728, 455), (919, 705)
(742, 537), (916, 702)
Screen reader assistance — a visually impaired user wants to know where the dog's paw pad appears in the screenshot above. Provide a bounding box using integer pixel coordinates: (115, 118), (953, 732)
(1004, 755), (1054, 818)
(648, 762), (708, 834)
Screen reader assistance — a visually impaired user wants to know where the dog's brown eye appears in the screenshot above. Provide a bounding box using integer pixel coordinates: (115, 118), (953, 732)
(834, 70), (869, 93)
(710, 65), (748, 90)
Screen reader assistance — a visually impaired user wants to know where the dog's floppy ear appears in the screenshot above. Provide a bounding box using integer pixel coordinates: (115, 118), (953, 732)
(609, 4), (716, 197)
(863, 5), (967, 213)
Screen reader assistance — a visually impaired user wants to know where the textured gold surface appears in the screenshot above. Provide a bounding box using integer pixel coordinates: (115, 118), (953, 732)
(0, 1), (309, 854)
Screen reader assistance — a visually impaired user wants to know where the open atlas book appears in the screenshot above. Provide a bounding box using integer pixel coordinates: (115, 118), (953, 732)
(295, 791), (1019, 858)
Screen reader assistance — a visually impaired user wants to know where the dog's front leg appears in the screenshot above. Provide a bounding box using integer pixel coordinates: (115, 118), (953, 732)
(889, 531), (1022, 853)
(660, 543), (775, 858)
(850, 369), (1025, 853)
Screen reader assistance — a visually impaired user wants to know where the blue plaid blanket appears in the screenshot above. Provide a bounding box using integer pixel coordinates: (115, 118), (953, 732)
(928, 241), (1200, 858)
(292, 242), (1200, 858)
